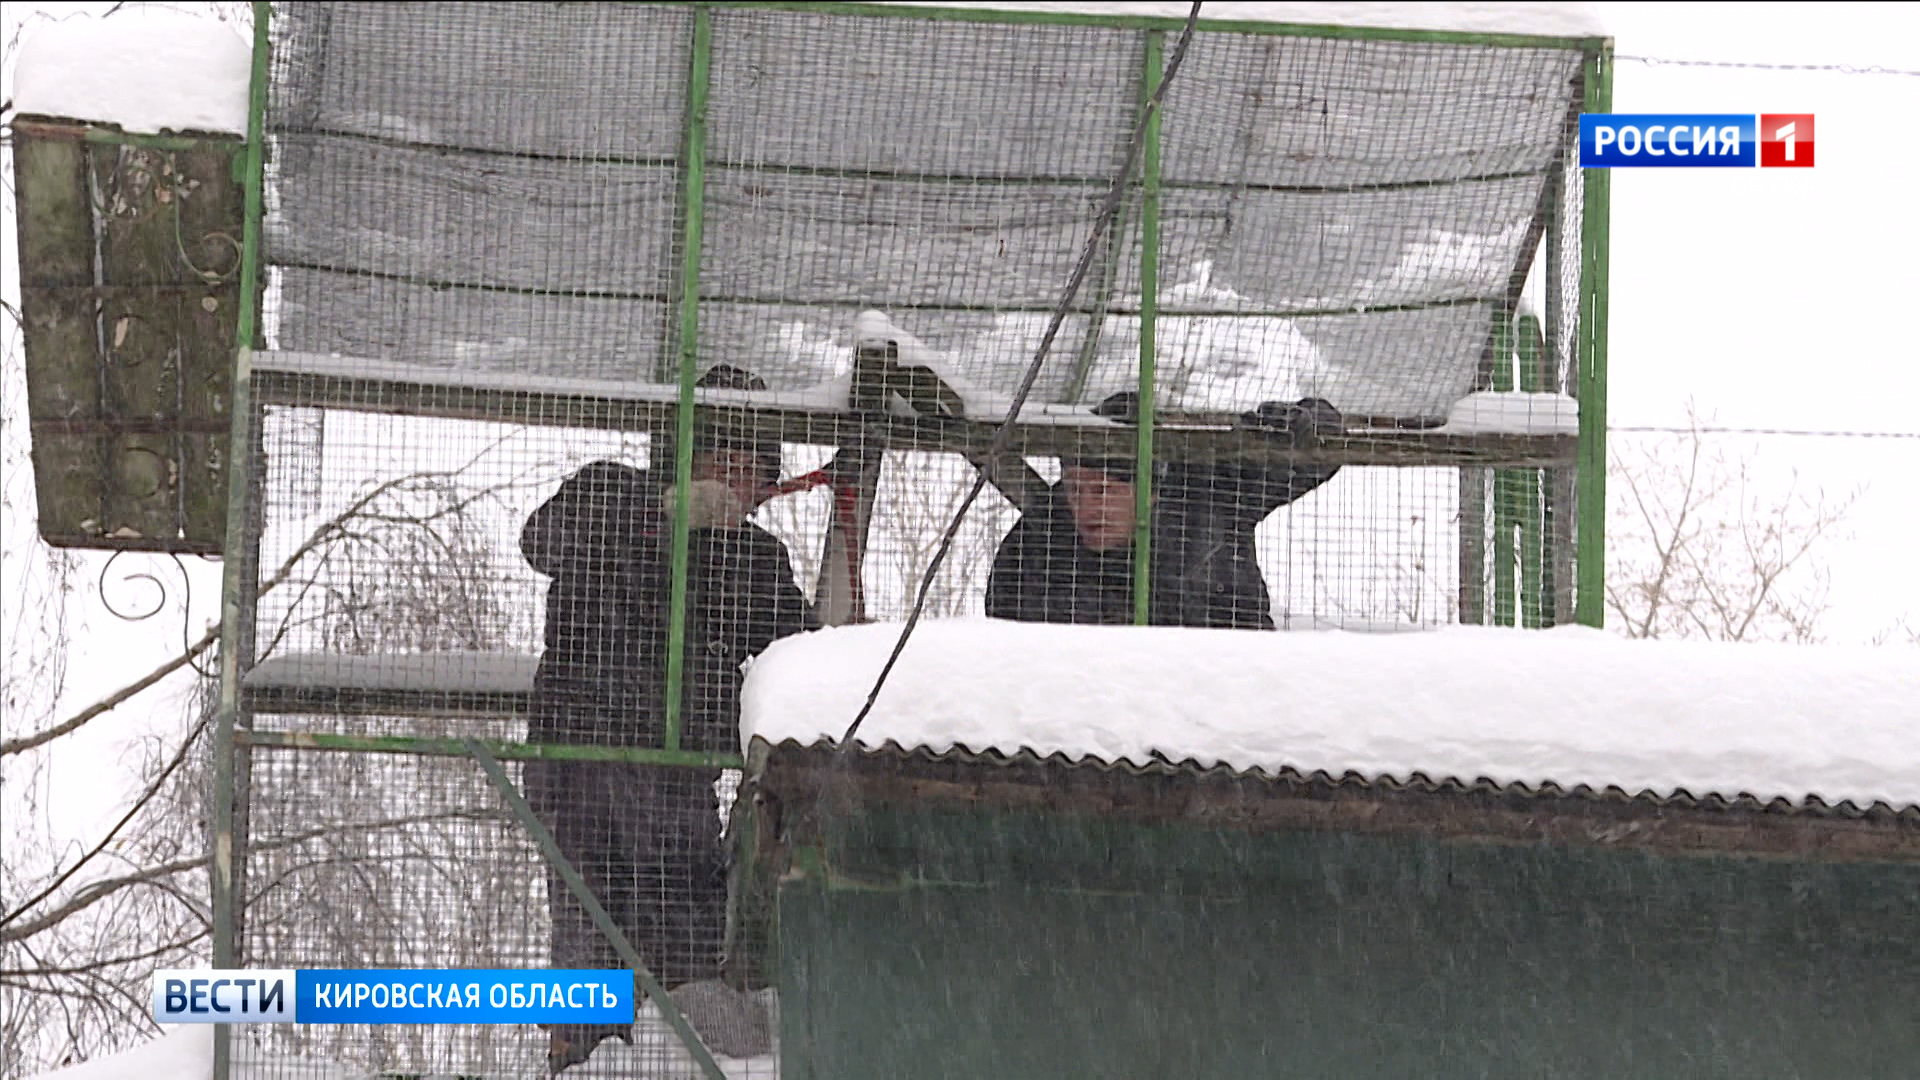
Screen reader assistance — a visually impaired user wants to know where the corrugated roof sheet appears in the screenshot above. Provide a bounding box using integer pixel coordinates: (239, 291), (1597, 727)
(749, 738), (1920, 864)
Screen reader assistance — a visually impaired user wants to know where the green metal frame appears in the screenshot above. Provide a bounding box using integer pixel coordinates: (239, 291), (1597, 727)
(1489, 309), (1518, 626)
(210, 8), (1615, 1075)
(1488, 311), (1551, 629)
(664, 8), (714, 749)
(1575, 49), (1613, 627)
(1132, 31), (1164, 627)
(241, 730), (743, 769)
(1515, 315), (1548, 629)
(464, 741), (727, 1080)
(211, 7), (272, 1080)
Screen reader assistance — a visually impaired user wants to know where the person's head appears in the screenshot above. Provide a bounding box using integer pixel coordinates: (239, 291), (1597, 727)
(1060, 458), (1144, 551)
(690, 366), (783, 512)
(690, 444), (781, 512)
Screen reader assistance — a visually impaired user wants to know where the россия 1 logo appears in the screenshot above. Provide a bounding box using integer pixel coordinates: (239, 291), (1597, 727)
(1580, 114), (1813, 168)
(1758, 114), (1814, 167)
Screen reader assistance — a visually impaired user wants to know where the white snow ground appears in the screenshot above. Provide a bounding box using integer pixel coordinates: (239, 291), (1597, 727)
(11, 7), (251, 135)
(28, 1027), (356, 1080)
(742, 619), (1920, 810)
(28, 1011), (777, 1080)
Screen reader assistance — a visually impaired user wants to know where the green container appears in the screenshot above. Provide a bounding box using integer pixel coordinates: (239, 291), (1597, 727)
(748, 745), (1920, 1080)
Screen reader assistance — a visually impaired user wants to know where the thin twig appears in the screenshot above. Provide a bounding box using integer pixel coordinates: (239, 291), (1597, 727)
(1, 627), (218, 757)
(1, 717), (211, 928)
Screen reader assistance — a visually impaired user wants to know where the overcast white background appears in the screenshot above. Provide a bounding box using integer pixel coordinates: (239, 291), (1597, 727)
(3, 0), (1917, 858)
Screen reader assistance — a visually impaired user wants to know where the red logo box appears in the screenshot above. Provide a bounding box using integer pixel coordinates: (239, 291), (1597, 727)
(1760, 114), (1815, 167)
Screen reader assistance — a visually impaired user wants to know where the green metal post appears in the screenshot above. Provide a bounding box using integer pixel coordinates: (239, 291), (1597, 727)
(1133, 31), (1164, 627)
(1489, 310), (1516, 626)
(465, 741), (727, 1080)
(211, 7), (271, 1080)
(1516, 314), (1547, 628)
(1543, 158), (1575, 628)
(1575, 47), (1612, 628)
(665, 9), (713, 748)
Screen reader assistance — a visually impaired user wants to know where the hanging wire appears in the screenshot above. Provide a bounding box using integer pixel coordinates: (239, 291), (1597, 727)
(837, 1), (1208, 749)
(98, 549), (168, 622)
(1616, 55), (1920, 77)
(1612, 426), (1920, 439)
(96, 550), (219, 676)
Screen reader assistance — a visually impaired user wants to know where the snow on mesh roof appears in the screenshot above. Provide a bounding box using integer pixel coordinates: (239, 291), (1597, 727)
(11, 8), (251, 135)
(741, 620), (1920, 811)
(878, 2), (1608, 38)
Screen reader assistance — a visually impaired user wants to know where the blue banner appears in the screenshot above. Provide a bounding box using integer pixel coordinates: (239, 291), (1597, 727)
(153, 969), (635, 1024)
(299, 970), (634, 1025)
(1580, 114), (1756, 167)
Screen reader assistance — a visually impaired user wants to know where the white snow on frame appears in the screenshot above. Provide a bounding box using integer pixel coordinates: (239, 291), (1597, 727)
(253, 351), (855, 412)
(261, 353), (1578, 437)
(243, 652), (539, 697)
(12, 8), (251, 136)
(875, 2), (1607, 38)
(742, 620), (1920, 811)
(1437, 391), (1580, 436)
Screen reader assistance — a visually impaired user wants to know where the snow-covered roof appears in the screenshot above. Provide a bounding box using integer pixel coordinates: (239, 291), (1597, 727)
(741, 620), (1920, 811)
(877, 2), (1608, 38)
(11, 8), (251, 136)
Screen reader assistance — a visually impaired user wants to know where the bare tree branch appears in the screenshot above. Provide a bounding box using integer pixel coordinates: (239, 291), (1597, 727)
(2, 717), (211, 928)
(2, 809), (499, 944)
(1607, 407), (1856, 643)
(0, 929), (211, 980)
(1, 626), (218, 757)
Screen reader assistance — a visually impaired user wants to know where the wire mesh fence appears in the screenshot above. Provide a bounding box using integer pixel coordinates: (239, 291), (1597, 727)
(223, 3), (1605, 1076)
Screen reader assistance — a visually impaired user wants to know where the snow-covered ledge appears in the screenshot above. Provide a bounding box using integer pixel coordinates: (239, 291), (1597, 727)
(741, 620), (1920, 812)
(1434, 391), (1580, 436)
(12, 7), (250, 136)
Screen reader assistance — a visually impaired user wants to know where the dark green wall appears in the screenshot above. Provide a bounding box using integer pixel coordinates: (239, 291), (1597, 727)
(777, 808), (1920, 1080)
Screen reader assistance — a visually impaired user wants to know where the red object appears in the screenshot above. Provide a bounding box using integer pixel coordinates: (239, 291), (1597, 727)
(758, 465), (868, 617)
(764, 469), (834, 498)
(1759, 114), (1815, 168)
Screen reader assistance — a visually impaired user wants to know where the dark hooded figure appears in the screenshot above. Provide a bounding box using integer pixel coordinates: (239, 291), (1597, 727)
(985, 396), (1343, 629)
(520, 366), (812, 1072)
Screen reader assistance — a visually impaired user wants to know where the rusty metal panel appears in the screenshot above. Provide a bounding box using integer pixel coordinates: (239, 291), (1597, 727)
(13, 118), (244, 552)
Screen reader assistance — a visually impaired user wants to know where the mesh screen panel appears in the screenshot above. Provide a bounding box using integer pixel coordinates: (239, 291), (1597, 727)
(233, 3), (1597, 1075)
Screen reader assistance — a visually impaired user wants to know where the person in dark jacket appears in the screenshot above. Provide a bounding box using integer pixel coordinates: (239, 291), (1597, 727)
(521, 367), (813, 1072)
(985, 396), (1343, 629)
